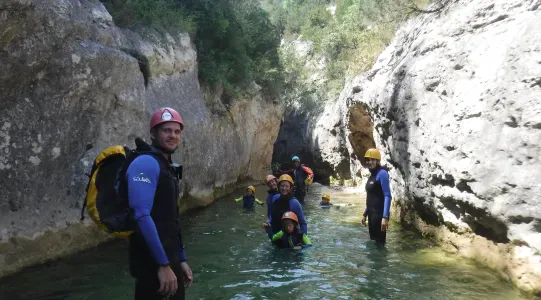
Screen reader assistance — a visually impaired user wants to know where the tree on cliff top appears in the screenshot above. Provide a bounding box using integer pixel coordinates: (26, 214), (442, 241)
(101, 0), (284, 100)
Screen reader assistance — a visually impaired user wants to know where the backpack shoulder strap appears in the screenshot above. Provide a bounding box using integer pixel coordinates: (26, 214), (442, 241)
(116, 139), (168, 196)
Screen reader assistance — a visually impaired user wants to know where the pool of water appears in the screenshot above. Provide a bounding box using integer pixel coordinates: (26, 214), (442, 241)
(0, 184), (537, 300)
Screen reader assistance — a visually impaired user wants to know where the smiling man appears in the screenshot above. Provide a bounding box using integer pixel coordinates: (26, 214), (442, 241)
(126, 107), (193, 300)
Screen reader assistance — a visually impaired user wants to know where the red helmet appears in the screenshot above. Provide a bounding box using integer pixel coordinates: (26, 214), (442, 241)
(150, 107), (184, 130)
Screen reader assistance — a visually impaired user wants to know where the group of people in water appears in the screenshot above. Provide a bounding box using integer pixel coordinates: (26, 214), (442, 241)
(116, 107), (392, 299)
(235, 149), (393, 250)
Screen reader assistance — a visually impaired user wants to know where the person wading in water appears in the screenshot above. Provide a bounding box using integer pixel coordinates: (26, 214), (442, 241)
(263, 174), (307, 236)
(127, 107), (193, 299)
(361, 148), (392, 246)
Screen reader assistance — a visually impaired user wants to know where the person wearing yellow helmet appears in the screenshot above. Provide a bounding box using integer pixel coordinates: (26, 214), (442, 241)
(320, 193), (333, 207)
(235, 185), (264, 210)
(361, 148), (392, 246)
(262, 174), (308, 236)
(269, 211), (312, 249)
(264, 175), (279, 220)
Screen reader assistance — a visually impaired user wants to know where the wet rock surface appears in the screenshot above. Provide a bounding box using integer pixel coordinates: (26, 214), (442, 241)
(311, 0), (541, 294)
(0, 0), (281, 277)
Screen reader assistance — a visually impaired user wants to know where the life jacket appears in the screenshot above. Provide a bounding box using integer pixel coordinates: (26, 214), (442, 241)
(274, 230), (304, 248)
(242, 195), (256, 209)
(80, 138), (180, 238)
(365, 167), (386, 216)
(129, 149), (184, 278)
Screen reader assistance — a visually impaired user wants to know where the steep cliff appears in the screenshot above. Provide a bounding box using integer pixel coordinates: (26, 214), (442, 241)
(0, 0), (281, 277)
(313, 0), (541, 294)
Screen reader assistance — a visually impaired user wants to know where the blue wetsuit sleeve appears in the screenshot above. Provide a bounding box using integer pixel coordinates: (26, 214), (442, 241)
(363, 207), (368, 217)
(126, 155), (169, 265)
(266, 194), (272, 219)
(179, 248), (187, 262)
(265, 227), (274, 240)
(377, 170), (392, 218)
(268, 194), (280, 223)
(290, 200), (307, 234)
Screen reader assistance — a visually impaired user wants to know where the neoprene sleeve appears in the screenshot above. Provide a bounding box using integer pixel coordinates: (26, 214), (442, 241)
(126, 155), (169, 265)
(376, 169), (392, 218)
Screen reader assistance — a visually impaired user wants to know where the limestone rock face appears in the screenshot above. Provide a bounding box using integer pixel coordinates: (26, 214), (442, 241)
(0, 0), (281, 277)
(313, 0), (541, 294)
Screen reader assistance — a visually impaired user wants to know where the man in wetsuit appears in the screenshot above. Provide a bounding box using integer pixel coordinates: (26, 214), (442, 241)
(127, 107), (193, 300)
(361, 148), (392, 246)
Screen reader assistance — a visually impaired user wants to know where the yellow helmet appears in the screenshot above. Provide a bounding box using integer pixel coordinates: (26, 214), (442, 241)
(364, 148), (381, 160)
(247, 186), (256, 193)
(322, 194), (331, 200)
(278, 174), (294, 185)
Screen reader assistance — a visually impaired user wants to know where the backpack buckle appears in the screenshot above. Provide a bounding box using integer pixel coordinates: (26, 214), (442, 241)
(170, 163), (183, 180)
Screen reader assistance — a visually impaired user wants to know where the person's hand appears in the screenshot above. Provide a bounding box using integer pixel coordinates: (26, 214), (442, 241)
(180, 262), (193, 288)
(157, 265), (177, 297)
(361, 216), (367, 227)
(381, 218), (389, 232)
(262, 223), (270, 229)
(293, 246), (302, 250)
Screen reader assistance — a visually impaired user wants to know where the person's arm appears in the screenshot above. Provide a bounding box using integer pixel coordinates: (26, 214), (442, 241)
(279, 168), (294, 176)
(377, 170), (392, 219)
(265, 227), (274, 239)
(126, 155), (168, 265)
(235, 196), (243, 202)
(290, 200), (307, 234)
(271, 230), (284, 242)
(266, 195), (272, 218)
(255, 198), (264, 205)
(179, 248), (187, 262)
(363, 207), (368, 217)
(301, 166), (313, 178)
(267, 194), (280, 223)
(302, 234), (312, 248)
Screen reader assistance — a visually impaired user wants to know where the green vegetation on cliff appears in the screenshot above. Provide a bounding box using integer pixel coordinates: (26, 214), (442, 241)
(101, 0), (427, 106)
(101, 0), (283, 98)
(264, 0), (429, 107)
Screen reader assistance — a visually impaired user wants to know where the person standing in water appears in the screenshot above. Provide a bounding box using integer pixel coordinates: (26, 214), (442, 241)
(361, 148), (392, 246)
(279, 156), (313, 204)
(127, 107), (193, 299)
(235, 185), (264, 210)
(320, 194), (333, 207)
(270, 211), (312, 249)
(264, 175), (279, 220)
(263, 174), (307, 235)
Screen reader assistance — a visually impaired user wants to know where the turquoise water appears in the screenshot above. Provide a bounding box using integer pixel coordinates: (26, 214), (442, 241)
(0, 184), (537, 300)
